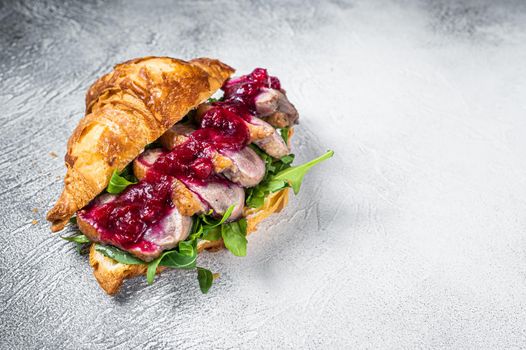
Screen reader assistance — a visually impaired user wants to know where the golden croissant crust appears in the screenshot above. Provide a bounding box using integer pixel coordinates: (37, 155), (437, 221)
(47, 57), (234, 231)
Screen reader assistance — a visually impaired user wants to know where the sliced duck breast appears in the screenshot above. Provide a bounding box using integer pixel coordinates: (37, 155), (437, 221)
(254, 87), (299, 127)
(221, 147), (265, 187)
(77, 193), (192, 262)
(183, 179), (245, 221)
(250, 117), (290, 158)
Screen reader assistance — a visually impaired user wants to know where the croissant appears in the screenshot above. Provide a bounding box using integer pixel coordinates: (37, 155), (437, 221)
(47, 56), (333, 295)
(46, 57), (234, 231)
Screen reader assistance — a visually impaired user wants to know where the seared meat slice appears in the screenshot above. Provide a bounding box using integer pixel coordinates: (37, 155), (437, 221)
(246, 118), (274, 141)
(263, 112), (290, 129)
(221, 147), (265, 187)
(133, 148), (166, 180)
(159, 124), (195, 150)
(77, 194), (192, 262)
(250, 117), (290, 158)
(183, 180), (245, 221)
(142, 206), (192, 251)
(254, 88), (299, 128)
(170, 178), (208, 216)
(133, 149), (245, 220)
(133, 149), (164, 178)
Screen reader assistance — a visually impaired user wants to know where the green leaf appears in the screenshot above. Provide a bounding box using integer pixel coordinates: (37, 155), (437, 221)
(187, 219), (204, 241)
(197, 267), (213, 294)
(207, 97), (219, 103)
(280, 154), (294, 165)
(146, 245), (197, 284)
(265, 179), (288, 193)
(61, 232), (90, 254)
(200, 204), (235, 228)
(159, 249), (196, 268)
(146, 257), (160, 284)
(178, 240), (195, 257)
(245, 146), (294, 209)
(221, 218), (248, 257)
(95, 244), (145, 265)
(107, 169), (137, 194)
(273, 150), (334, 194)
(245, 193), (265, 208)
(245, 179), (288, 209)
(279, 127), (290, 144)
(68, 216), (77, 225)
(202, 226), (221, 241)
(61, 233), (90, 244)
(197, 204), (237, 241)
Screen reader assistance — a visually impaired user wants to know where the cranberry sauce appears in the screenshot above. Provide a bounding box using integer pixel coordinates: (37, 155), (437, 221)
(153, 107), (250, 185)
(221, 68), (281, 110)
(80, 68), (281, 252)
(151, 68), (281, 185)
(79, 173), (174, 252)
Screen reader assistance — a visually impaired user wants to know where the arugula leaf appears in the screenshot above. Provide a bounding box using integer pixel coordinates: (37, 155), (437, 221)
(198, 204), (236, 241)
(245, 150), (333, 207)
(146, 242), (197, 284)
(107, 169), (137, 194)
(60, 233), (90, 244)
(197, 267), (213, 293)
(273, 150), (334, 194)
(158, 251), (196, 268)
(69, 216), (77, 225)
(246, 146), (294, 208)
(95, 244), (145, 265)
(280, 154), (294, 165)
(201, 226), (221, 241)
(61, 233), (91, 255)
(145, 258), (160, 285)
(200, 204), (235, 228)
(177, 240), (195, 257)
(279, 127), (290, 144)
(246, 193), (265, 208)
(246, 179), (289, 208)
(265, 179), (289, 192)
(221, 218), (248, 257)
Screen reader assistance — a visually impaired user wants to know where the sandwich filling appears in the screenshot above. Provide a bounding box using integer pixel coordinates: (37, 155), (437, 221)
(77, 68), (299, 261)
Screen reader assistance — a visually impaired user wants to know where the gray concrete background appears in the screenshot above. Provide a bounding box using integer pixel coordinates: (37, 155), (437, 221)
(1, 0), (526, 348)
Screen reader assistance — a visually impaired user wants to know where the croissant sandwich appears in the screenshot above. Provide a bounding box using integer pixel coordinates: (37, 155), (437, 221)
(48, 56), (333, 295)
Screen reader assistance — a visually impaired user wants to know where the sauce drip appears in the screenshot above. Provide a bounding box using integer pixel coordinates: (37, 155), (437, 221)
(79, 68), (281, 250)
(81, 173), (173, 251)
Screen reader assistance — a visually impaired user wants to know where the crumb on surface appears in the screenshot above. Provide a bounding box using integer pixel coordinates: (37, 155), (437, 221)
(49, 151), (58, 158)
(32, 208), (38, 213)
(31, 219), (38, 225)
(212, 273), (220, 280)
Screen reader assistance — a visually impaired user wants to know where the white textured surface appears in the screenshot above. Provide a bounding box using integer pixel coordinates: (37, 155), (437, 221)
(1, 0), (526, 348)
